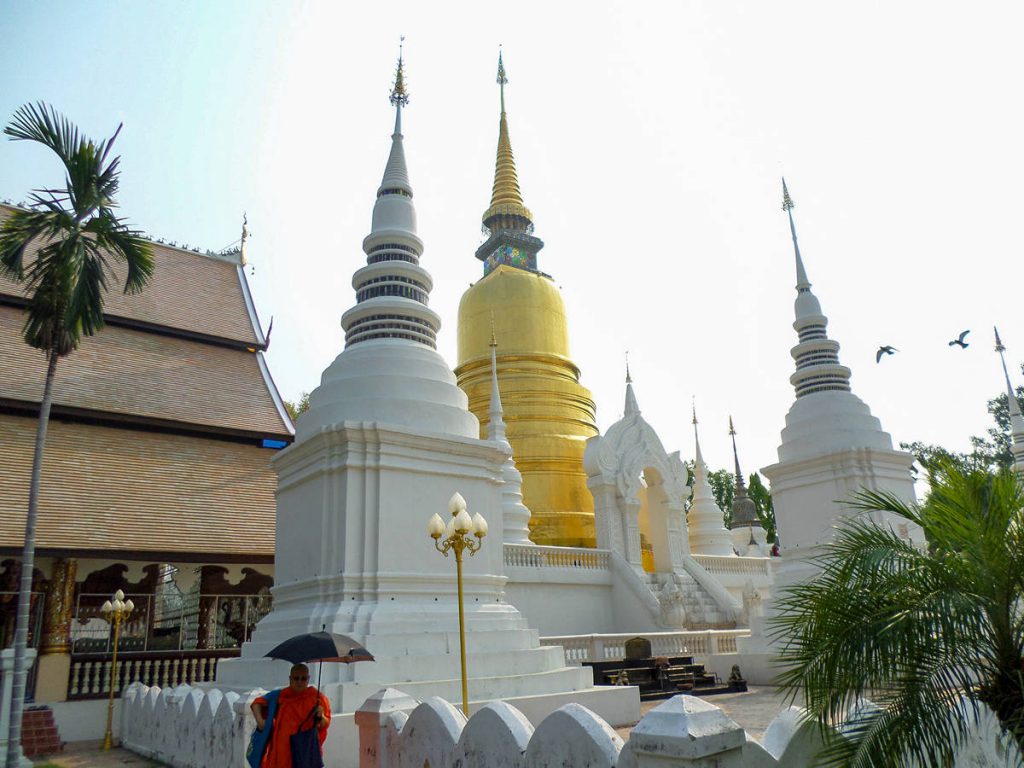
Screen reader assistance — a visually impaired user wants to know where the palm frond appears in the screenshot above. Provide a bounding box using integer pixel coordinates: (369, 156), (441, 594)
(3, 102), (153, 356)
(774, 461), (1024, 765)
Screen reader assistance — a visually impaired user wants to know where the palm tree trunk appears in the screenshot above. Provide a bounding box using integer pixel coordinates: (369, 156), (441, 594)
(6, 350), (59, 768)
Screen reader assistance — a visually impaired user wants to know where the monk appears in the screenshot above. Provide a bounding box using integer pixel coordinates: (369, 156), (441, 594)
(250, 663), (331, 768)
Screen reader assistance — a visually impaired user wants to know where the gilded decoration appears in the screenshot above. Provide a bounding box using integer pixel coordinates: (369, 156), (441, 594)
(40, 557), (77, 654)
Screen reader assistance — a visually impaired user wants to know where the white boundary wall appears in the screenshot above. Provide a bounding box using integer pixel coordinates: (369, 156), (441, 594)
(121, 683), (1021, 768)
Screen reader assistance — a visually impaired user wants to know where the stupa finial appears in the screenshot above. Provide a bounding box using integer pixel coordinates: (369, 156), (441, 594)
(483, 48), (533, 229)
(729, 415), (747, 492)
(497, 46), (508, 114)
(487, 318), (507, 443)
(782, 178), (810, 291)
(692, 399), (705, 465)
(389, 37), (409, 136)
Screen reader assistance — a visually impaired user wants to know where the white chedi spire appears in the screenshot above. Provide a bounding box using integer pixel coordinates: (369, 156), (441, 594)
(297, 51), (478, 441)
(994, 327), (1024, 475)
(488, 330), (533, 545)
(774, 180), (894, 463)
(687, 405), (735, 557)
(782, 178), (850, 397)
(342, 50), (439, 349)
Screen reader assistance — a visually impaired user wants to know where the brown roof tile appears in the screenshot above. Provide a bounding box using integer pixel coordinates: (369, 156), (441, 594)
(0, 205), (261, 345)
(0, 305), (291, 438)
(0, 414), (276, 557)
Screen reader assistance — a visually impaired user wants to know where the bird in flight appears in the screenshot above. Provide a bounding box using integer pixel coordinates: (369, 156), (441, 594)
(876, 346), (898, 363)
(949, 330), (970, 349)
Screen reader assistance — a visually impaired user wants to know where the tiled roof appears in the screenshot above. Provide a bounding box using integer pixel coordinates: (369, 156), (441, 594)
(0, 414), (276, 557)
(0, 304), (291, 438)
(0, 205), (261, 346)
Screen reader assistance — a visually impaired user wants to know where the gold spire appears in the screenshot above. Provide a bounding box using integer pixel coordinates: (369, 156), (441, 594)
(483, 49), (533, 226)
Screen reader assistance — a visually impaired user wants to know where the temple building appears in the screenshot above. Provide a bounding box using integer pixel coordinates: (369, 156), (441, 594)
(0, 203), (291, 737)
(455, 54), (599, 548)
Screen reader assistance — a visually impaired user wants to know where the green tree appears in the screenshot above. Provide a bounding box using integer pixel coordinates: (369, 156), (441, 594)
(774, 461), (1024, 767)
(707, 468), (735, 527)
(0, 103), (153, 766)
(902, 372), (1023, 473)
(747, 473), (777, 543)
(683, 464), (776, 543)
(284, 391), (310, 422)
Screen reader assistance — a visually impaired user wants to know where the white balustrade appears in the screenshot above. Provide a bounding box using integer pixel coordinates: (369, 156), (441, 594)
(691, 554), (772, 577)
(540, 630), (751, 664)
(504, 544), (611, 570)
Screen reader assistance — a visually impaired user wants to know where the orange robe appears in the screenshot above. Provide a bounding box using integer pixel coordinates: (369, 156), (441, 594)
(254, 687), (331, 768)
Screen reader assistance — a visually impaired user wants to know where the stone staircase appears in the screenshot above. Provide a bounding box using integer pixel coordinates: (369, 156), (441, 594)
(645, 569), (736, 629)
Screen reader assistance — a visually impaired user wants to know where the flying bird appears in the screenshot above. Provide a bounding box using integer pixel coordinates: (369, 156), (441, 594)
(949, 330), (970, 349)
(876, 346), (898, 363)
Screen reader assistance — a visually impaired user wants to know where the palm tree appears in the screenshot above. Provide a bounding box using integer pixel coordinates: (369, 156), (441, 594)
(0, 103), (153, 767)
(773, 461), (1024, 767)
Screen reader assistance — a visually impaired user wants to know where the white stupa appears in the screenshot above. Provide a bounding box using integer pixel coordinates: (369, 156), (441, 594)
(686, 406), (734, 557)
(215, 53), (635, 767)
(763, 178), (922, 564)
(740, 180), (923, 682)
(994, 327), (1024, 476)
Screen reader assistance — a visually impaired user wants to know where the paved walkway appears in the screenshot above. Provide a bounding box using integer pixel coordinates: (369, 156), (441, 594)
(32, 741), (162, 767)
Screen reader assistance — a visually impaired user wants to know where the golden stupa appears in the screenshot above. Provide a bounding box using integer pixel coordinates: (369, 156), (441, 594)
(455, 53), (599, 547)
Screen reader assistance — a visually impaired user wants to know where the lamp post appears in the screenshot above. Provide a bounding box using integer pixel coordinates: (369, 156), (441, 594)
(428, 492), (487, 716)
(100, 589), (134, 750)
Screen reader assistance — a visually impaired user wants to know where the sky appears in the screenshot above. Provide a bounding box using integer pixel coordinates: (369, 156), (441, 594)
(2, 1), (1023, 486)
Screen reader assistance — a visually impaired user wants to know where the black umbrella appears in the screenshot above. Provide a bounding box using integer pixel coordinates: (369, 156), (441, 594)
(265, 629), (374, 691)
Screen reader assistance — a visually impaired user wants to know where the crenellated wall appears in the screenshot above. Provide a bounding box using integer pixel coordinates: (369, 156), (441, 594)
(121, 683), (1020, 768)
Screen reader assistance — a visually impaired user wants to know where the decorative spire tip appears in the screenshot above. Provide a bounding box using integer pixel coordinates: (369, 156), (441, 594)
(390, 37), (409, 107)
(691, 397), (697, 426)
(995, 326), (1006, 353)
(782, 177), (794, 212)
(490, 311), (497, 348)
(728, 415), (736, 436)
(497, 48), (507, 86)
(625, 351), (631, 384)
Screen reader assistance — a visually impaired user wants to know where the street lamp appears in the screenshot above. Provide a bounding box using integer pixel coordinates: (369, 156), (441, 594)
(100, 589), (134, 750)
(428, 492), (487, 716)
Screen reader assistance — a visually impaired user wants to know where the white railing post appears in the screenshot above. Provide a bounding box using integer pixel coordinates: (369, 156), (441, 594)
(355, 688), (418, 768)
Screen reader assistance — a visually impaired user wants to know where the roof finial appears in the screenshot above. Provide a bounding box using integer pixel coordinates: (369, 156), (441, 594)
(239, 212), (249, 267)
(692, 396), (697, 426)
(490, 311), (497, 348)
(624, 354), (639, 415)
(497, 45), (508, 114)
(782, 178), (810, 291)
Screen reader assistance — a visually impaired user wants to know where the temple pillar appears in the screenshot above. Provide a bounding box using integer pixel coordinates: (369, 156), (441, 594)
(35, 557), (77, 702)
(196, 565), (225, 650)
